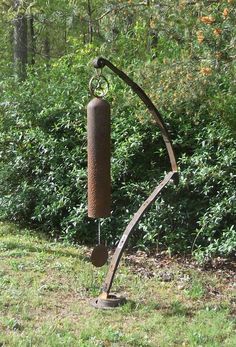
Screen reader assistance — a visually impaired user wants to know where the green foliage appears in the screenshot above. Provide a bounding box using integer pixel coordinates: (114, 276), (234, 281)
(0, 52), (91, 242)
(0, 0), (235, 259)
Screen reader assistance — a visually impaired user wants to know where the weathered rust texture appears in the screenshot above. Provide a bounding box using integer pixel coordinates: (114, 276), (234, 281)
(87, 97), (111, 218)
(93, 57), (178, 177)
(101, 171), (177, 295)
(89, 58), (179, 308)
(91, 244), (108, 267)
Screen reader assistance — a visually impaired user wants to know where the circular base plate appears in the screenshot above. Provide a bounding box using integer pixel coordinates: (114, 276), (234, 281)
(90, 294), (126, 309)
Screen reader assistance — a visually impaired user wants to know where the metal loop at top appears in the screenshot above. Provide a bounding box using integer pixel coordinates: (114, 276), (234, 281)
(89, 74), (109, 98)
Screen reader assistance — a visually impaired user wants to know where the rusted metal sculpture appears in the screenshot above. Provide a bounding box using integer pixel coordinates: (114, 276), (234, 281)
(87, 57), (178, 309)
(87, 98), (111, 218)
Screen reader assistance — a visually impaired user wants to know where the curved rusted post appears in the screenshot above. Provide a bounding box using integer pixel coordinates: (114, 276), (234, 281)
(90, 57), (178, 307)
(93, 57), (178, 175)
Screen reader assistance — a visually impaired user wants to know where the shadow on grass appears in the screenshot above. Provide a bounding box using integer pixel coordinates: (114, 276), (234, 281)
(0, 240), (88, 262)
(154, 301), (199, 318)
(119, 299), (197, 319)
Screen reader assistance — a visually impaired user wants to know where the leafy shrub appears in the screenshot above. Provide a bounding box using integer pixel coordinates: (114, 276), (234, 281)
(0, 2), (235, 259)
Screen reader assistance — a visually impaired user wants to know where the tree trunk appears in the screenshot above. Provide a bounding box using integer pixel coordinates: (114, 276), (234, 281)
(28, 15), (35, 65)
(13, 0), (28, 80)
(43, 18), (51, 67)
(43, 30), (51, 67)
(87, 0), (93, 43)
(64, 20), (67, 54)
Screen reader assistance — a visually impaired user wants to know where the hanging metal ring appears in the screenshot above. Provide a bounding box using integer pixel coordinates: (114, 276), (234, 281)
(89, 74), (109, 98)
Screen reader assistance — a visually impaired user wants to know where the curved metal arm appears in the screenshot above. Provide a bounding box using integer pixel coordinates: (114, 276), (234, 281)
(92, 57), (178, 299)
(93, 57), (178, 175)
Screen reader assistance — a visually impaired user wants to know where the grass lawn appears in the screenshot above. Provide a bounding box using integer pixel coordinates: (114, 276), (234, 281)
(0, 222), (235, 347)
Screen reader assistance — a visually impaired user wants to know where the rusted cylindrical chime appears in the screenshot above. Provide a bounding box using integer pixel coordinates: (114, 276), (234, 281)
(87, 97), (111, 218)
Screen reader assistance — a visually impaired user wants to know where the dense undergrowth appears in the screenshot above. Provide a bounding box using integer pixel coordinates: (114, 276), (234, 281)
(0, 1), (235, 261)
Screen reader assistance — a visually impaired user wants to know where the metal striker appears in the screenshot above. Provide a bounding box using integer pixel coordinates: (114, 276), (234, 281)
(90, 220), (108, 268)
(91, 244), (108, 268)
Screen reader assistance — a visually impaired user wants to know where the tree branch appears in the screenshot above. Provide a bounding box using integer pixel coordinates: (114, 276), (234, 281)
(96, 2), (148, 22)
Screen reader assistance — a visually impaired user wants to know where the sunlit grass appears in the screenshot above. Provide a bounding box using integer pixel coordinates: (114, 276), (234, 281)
(0, 222), (235, 346)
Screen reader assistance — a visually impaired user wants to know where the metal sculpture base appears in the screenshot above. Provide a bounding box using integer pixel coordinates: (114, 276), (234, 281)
(90, 294), (126, 309)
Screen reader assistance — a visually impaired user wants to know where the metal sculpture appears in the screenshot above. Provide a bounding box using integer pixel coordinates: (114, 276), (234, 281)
(87, 97), (111, 218)
(87, 57), (178, 309)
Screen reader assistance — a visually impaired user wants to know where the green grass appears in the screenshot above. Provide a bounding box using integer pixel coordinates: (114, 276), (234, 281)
(0, 222), (235, 347)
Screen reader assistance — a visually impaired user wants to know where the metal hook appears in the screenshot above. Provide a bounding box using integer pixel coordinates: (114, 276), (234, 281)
(89, 74), (109, 98)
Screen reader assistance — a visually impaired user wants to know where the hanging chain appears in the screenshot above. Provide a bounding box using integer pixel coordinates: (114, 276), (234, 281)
(98, 219), (101, 245)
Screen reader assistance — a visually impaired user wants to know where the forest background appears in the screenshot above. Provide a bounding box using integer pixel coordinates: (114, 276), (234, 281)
(0, 0), (235, 262)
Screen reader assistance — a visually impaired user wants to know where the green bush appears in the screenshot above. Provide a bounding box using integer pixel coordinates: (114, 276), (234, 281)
(0, 1), (235, 260)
